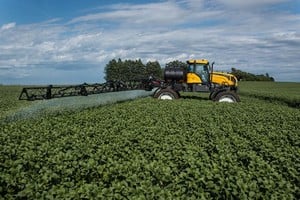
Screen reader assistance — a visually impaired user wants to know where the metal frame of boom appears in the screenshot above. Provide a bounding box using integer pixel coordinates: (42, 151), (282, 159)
(19, 80), (153, 101)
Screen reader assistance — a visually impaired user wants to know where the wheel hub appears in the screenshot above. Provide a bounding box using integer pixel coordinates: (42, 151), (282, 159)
(159, 93), (174, 100)
(218, 95), (236, 103)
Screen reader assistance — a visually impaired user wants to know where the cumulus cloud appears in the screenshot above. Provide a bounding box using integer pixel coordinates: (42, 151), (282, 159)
(0, 0), (299, 83)
(70, 1), (221, 27)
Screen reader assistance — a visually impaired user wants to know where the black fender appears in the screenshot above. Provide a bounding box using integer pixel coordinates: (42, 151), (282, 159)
(209, 88), (227, 100)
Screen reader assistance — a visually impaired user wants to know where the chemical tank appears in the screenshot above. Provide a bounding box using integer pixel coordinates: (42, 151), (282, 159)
(164, 68), (187, 82)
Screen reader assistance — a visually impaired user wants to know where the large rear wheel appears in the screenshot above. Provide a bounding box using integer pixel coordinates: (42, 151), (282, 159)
(213, 91), (240, 103)
(153, 88), (179, 100)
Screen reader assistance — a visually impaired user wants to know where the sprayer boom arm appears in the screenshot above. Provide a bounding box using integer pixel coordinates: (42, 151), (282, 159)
(19, 80), (155, 101)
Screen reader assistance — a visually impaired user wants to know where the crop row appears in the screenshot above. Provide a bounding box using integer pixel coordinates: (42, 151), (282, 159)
(238, 82), (300, 108)
(1, 96), (299, 199)
(0, 86), (32, 120)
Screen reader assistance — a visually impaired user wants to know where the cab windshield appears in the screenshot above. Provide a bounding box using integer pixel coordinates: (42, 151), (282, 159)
(188, 64), (210, 83)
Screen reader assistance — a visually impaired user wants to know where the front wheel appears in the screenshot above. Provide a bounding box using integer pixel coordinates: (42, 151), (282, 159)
(153, 88), (179, 100)
(213, 91), (240, 103)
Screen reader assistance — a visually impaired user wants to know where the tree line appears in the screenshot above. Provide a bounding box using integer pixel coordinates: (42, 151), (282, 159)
(104, 58), (274, 81)
(104, 58), (162, 81)
(231, 68), (275, 81)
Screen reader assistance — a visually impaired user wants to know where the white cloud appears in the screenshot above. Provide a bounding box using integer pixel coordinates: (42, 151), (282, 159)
(70, 1), (221, 27)
(180, 0), (205, 8)
(0, 0), (299, 83)
(70, 1), (187, 25)
(1, 22), (16, 30)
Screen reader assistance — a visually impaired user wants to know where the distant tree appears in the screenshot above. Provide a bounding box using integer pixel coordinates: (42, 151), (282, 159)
(145, 61), (162, 79)
(123, 60), (136, 80)
(165, 60), (188, 70)
(105, 58), (160, 81)
(230, 68), (275, 81)
(104, 59), (119, 81)
(127, 59), (146, 80)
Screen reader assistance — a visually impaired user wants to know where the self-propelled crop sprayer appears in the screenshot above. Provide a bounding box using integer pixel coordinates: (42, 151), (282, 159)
(154, 59), (240, 102)
(19, 59), (240, 102)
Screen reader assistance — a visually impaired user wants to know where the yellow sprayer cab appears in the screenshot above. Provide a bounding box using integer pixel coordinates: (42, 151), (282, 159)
(186, 59), (210, 84)
(186, 59), (238, 88)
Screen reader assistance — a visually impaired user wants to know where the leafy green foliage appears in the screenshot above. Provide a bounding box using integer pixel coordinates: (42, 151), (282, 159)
(146, 61), (162, 79)
(165, 60), (188, 70)
(239, 81), (300, 108)
(104, 59), (162, 81)
(1, 82), (300, 199)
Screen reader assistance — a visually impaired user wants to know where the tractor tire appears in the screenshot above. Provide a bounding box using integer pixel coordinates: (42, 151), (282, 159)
(152, 88), (161, 97)
(209, 91), (218, 100)
(153, 88), (179, 100)
(213, 91), (240, 103)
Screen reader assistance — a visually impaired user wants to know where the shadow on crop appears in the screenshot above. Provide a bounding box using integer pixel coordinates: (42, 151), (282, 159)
(180, 95), (210, 101)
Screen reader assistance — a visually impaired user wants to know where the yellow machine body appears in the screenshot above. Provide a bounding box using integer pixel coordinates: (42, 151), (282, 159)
(186, 59), (238, 88)
(187, 59), (209, 65)
(211, 72), (238, 87)
(186, 73), (202, 84)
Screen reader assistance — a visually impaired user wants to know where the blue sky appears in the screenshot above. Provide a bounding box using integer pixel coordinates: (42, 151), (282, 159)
(0, 0), (299, 84)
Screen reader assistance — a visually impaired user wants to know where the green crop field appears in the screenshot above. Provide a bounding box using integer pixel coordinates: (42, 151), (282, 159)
(238, 81), (300, 108)
(0, 82), (299, 199)
(0, 86), (33, 119)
